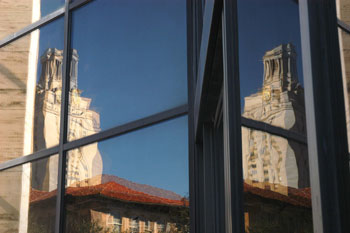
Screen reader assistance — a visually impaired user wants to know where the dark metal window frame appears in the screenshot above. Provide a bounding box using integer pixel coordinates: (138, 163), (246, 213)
(0, 0), (189, 233)
(188, 0), (350, 233)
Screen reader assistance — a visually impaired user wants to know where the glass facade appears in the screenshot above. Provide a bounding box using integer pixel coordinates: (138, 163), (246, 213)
(67, 0), (187, 140)
(0, 0), (350, 233)
(64, 117), (189, 232)
(0, 0), (188, 233)
(237, 1), (312, 231)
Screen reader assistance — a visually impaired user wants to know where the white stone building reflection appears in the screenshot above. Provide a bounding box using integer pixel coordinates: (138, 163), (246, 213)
(242, 43), (310, 194)
(32, 48), (103, 191)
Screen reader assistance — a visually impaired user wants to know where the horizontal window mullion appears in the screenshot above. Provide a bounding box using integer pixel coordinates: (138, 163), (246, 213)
(69, 0), (94, 10)
(63, 104), (188, 151)
(338, 19), (350, 34)
(0, 146), (59, 172)
(241, 117), (307, 145)
(0, 7), (65, 48)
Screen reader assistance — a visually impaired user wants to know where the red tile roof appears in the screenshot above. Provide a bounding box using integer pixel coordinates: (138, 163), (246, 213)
(30, 181), (189, 207)
(31, 181), (310, 208)
(244, 183), (311, 208)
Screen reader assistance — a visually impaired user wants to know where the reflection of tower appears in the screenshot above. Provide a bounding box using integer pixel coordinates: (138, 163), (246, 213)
(242, 44), (309, 194)
(32, 48), (103, 191)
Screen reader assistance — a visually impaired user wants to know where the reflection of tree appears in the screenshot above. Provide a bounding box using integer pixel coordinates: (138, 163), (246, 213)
(247, 210), (313, 233)
(65, 212), (110, 233)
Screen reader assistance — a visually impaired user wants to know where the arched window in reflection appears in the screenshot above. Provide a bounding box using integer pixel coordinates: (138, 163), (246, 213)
(130, 218), (139, 233)
(107, 212), (122, 233)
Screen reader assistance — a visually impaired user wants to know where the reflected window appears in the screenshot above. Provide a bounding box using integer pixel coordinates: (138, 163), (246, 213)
(107, 213), (122, 233)
(130, 218), (139, 233)
(144, 220), (152, 232)
(157, 222), (166, 233)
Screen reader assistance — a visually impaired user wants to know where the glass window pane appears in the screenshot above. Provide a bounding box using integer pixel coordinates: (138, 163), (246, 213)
(67, 0), (187, 141)
(0, 154), (58, 233)
(65, 116), (189, 233)
(0, 18), (64, 162)
(237, 0), (313, 231)
(338, 29), (350, 153)
(0, 0), (65, 40)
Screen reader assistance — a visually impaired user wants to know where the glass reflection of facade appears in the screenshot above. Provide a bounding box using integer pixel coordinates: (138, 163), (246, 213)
(0, 0), (188, 233)
(1, 0), (350, 233)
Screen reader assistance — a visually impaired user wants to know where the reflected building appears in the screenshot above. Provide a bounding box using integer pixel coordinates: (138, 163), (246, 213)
(28, 48), (189, 233)
(32, 48), (103, 191)
(30, 176), (189, 233)
(242, 43), (309, 194)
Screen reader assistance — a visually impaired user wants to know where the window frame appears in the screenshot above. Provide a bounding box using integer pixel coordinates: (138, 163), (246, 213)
(188, 0), (350, 233)
(0, 0), (189, 233)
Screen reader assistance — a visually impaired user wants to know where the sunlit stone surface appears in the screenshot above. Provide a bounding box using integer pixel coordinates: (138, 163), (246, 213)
(242, 44), (309, 194)
(32, 48), (103, 191)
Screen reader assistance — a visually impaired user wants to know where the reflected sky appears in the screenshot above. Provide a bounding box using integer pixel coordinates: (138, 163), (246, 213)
(99, 116), (189, 196)
(41, 0), (65, 16)
(37, 17), (64, 82)
(71, 0), (187, 129)
(238, 0), (302, 109)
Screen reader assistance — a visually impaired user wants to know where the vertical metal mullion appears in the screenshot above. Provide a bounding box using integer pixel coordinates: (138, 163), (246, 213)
(222, 0), (244, 233)
(55, 1), (72, 232)
(203, 123), (216, 233)
(214, 120), (226, 233)
(299, 0), (350, 232)
(186, 0), (197, 233)
(196, 144), (205, 233)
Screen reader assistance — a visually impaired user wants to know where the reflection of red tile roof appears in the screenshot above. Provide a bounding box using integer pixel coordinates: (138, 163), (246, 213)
(244, 183), (311, 208)
(31, 182), (189, 207)
(31, 182), (310, 208)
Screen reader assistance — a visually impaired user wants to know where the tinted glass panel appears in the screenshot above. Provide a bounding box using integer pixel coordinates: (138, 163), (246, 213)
(0, 0), (64, 40)
(338, 28), (350, 152)
(65, 116), (189, 233)
(0, 18), (64, 162)
(0, 154), (58, 233)
(237, 0), (313, 231)
(67, 0), (187, 141)
(337, 0), (350, 153)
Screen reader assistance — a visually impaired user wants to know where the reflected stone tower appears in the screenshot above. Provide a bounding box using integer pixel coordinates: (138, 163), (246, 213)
(242, 43), (309, 194)
(32, 48), (103, 191)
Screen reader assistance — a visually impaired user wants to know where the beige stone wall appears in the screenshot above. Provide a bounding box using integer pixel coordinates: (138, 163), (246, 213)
(0, 34), (30, 163)
(0, 1), (40, 232)
(0, 0), (34, 40)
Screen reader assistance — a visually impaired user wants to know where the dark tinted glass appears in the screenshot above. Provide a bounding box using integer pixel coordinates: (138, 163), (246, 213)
(337, 1), (350, 152)
(0, 0), (65, 40)
(67, 0), (187, 141)
(0, 18), (64, 162)
(0, 154), (59, 232)
(338, 28), (350, 152)
(237, 0), (313, 232)
(65, 116), (189, 233)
